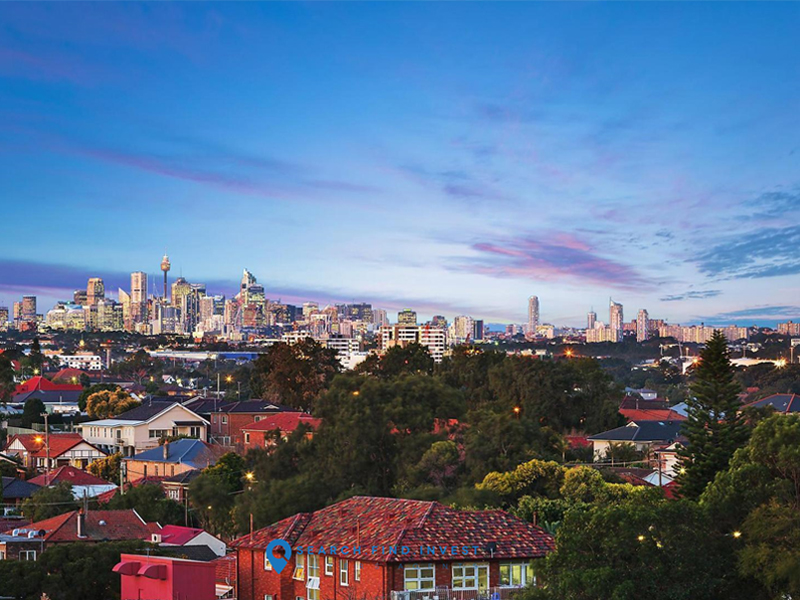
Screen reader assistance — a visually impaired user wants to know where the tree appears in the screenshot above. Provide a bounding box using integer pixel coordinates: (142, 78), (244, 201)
(78, 383), (119, 412)
(0, 354), (16, 403)
(21, 397), (45, 428)
(249, 338), (340, 409)
(356, 343), (435, 378)
(189, 452), (245, 536)
(22, 482), (79, 522)
(29, 337), (43, 374)
(477, 459), (566, 506)
(104, 483), (184, 526)
(85, 389), (140, 419)
(678, 331), (749, 499)
(87, 453), (121, 483)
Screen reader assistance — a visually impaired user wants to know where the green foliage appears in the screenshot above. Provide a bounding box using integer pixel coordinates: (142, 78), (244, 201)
(104, 483), (185, 525)
(78, 383), (120, 411)
(357, 343), (435, 378)
(477, 459), (565, 505)
(559, 466), (607, 503)
(249, 338), (340, 409)
(0, 354), (16, 402)
(189, 452), (245, 536)
(22, 481), (79, 522)
(85, 388), (140, 418)
(601, 442), (644, 465)
(21, 397), (45, 428)
(87, 453), (121, 483)
(0, 559), (42, 599)
(677, 331), (750, 499)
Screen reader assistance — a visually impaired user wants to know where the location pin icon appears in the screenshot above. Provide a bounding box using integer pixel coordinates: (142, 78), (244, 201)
(265, 539), (292, 573)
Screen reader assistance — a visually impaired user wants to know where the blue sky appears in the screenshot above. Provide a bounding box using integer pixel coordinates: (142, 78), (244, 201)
(1, 3), (799, 327)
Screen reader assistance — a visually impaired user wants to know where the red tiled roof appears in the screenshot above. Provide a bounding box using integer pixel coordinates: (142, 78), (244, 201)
(29, 465), (110, 487)
(94, 476), (168, 503)
(159, 525), (204, 546)
(619, 409), (686, 423)
(51, 368), (90, 384)
(4, 433), (85, 457)
(241, 412), (321, 433)
(231, 496), (554, 561)
(3, 509), (158, 543)
(565, 435), (590, 448)
(14, 376), (82, 395)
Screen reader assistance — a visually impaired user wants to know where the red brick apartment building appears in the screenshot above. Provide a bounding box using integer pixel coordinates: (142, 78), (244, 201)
(209, 400), (295, 449)
(232, 496), (554, 600)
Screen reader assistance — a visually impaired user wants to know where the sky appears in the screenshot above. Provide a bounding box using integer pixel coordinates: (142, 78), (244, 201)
(1, 2), (799, 327)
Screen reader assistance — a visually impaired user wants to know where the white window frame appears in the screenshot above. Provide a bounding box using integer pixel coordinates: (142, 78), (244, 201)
(265, 595), (273, 600)
(264, 551), (273, 571)
(452, 563), (489, 591)
(324, 555), (334, 576)
(293, 553), (305, 580)
(340, 558), (349, 586)
(499, 561), (535, 588)
(20, 550), (37, 561)
(403, 563), (435, 591)
(307, 554), (320, 600)
(355, 560), (361, 582)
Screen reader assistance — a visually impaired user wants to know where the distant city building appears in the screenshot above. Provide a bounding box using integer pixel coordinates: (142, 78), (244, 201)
(73, 289), (87, 305)
(378, 324), (446, 362)
(609, 299), (624, 342)
(473, 319), (485, 341)
(637, 309), (649, 342)
(528, 296), (540, 334)
(0, 306), (8, 330)
(86, 277), (105, 306)
(372, 308), (389, 328)
(778, 321), (800, 336)
(130, 271), (148, 327)
(587, 310), (597, 330)
(160, 254), (171, 301)
(431, 315), (448, 328)
(658, 324), (749, 343)
(452, 315), (474, 343)
(586, 322), (617, 343)
(397, 308), (417, 325)
(21, 296), (36, 321)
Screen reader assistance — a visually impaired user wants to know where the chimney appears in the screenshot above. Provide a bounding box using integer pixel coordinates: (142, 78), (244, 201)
(163, 441), (169, 461)
(77, 510), (86, 538)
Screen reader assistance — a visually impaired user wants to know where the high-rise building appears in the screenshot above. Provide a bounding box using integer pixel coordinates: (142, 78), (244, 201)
(372, 308), (389, 328)
(528, 296), (540, 334)
(118, 289), (131, 327)
(378, 324), (447, 362)
(587, 310), (597, 330)
(303, 302), (319, 317)
(636, 309), (649, 343)
(472, 319), (485, 341)
(21, 296), (37, 321)
(431, 315), (447, 328)
(86, 278), (105, 306)
(0, 306), (8, 330)
(160, 254), (171, 301)
(74, 290), (88, 305)
(171, 277), (192, 309)
(453, 315), (474, 343)
(130, 271), (148, 326)
(609, 299), (624, 342)
(397, 309), (417, 325)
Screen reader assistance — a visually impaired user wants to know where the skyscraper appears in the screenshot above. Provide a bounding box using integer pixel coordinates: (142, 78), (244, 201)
(609, 299), (624, 342)
(0, 306), (8, 330)
(86, 278), (105, 306)
(587, 310), (597, 330)
(528, 296), (540, 334)
(130, 271), (147, 326)
(397, 309), (417, 325)
(636, 309), (649, 342)
(21, 296), (36, 321)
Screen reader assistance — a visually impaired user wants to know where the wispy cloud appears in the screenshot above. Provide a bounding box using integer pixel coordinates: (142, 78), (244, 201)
(660, 289), (721, 302)
(451, 232), (654, 290)
(692, 225), (800, 279)
(695, 305), (800, 324)
(397, 164), (510, 205)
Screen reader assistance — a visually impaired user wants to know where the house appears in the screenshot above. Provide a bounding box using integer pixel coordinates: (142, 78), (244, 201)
(213, 554), (237, 599)
(618, 408), (686, 423)
(78, 401), (209, 457)
(1, 477), (40, 514)
(619, 393), (669, 411)
(156, 524), (227, 557)
(12, 376), (83, 411)
(744, 393), (800, 414)
(588, 420), (684, 460)
(13, 376), (82, 397)
(114, 553), (216, 600)
(3, 433), (106, 470)
(161, 468), (202, 503)
(231, 496), (554, 600)
(0, 532), (42, 561)
(28, 465), (117, 499)
(241, 412), (321, 451)
(1, 509), (160, 558)
(210, 400), (295, 449)
(124, 439), (225, 482)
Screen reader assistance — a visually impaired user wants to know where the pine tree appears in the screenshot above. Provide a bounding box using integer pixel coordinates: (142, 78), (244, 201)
(677, 330), (748, 499)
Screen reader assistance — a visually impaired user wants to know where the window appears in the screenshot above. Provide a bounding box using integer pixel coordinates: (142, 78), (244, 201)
(265, 595), (273, 600)
(296, 597), (304, 600)
(254, 416), (261, 422)
(499, 562), (535, 587)
(340, 559), (349, 586)
(307, 555), (320, 600)
(293, 553), (305, 580)
(355, 560), (361, 582)
(149, 429), (169, 439)
(222, 416), (228, 424)
(190, 426), (200, 438)
(264, 552), (272, 570)
(245, 433), (251, 444)
(20, 550), (37, 561)
(324, 556), (334, 576)
(403, 563), (435, 591)
(452, 563), (489, 590)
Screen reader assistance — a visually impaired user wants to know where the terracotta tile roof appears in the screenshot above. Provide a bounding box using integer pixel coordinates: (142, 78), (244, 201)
(619, 409), (686, 422)
(231, 496), (554, 561)
(4, 433), (89, 458)
(95, 476), (168, 503)
(3, 510), (158, 543)
(13, 376), (82, 395)
(240, 412), (321, 433)
(29, 465), (109, 487)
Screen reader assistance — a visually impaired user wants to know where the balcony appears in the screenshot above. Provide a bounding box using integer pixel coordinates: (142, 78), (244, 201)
(391, 587), (529, 600)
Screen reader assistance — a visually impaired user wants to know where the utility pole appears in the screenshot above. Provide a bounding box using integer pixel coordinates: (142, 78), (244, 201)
(40, 412), (50, 485)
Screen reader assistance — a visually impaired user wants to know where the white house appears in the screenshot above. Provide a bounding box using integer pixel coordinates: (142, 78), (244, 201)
(78, 402), (209, 457)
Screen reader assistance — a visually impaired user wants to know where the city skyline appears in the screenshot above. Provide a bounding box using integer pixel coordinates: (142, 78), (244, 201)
(2, 3), (800, 326)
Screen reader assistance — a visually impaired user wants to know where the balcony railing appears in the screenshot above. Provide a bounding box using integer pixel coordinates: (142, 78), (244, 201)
(391, 586), (529, 600)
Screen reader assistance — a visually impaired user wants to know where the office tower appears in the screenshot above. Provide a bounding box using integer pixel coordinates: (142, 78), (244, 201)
(73, 290), (87, 305)
(609, 299), (624, 342)
(303, 302), (319, 317)
(171, 277), (192, 309)
(397, 308), (417, 325)
(453, 315), (474, 343)
(181, 288), (203, 332)
(528, 296), (540, 334)
(0, 306), (8, 330)
(86, 278), (105, 306)
(472, 319), (485, 341)
(240, 268), (257, 297)
(587, 310), (597, 330)
(636, 309), (649, 343)
(118, 289), (131, 327)
(160, 254), (171, 301)
(130, 271), (147, 325)
(97, 298), (123, 330)
(372, 308), (389, 328)
(341, 302), (373, 322)
(431, 315), (447, 328)
(21, 296), (36, 321)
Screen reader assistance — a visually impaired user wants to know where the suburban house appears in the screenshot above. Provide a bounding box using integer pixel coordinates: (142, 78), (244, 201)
(123, 439), (225, 482)
(155, 524), (227, 557)
(1, 477), (40, 514)
(213, 554), (237, 599)
(588, 420), (684, 460)
(231, 495), (555, 600)
(241, 412), (321, 451)
(161, 469), (202, 503)
(114, 553), (217, 600)
(209, 400), (294, 449)
(744, 393), (800, 414)
(0, 509), (160, 559)
(28, 465), (117, 499)
(619, 392), (669, 411)
(12, 375), (83, 412)
(78, 402), (209, 457)
(618, 408), (686, 423)
(3, 433), (107, 470)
